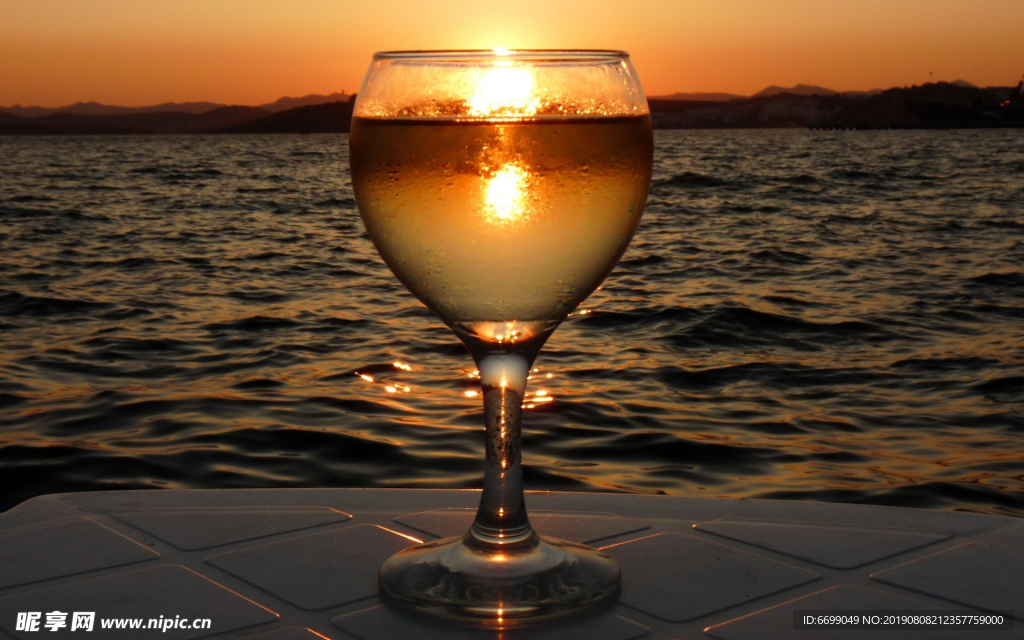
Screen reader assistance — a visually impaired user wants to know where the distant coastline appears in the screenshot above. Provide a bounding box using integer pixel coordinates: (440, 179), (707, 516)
(1, 82), (1021, 134)
(649, 81), (1023, 130)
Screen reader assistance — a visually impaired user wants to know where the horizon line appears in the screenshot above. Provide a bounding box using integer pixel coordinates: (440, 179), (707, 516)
(5, 77), (1021, 111)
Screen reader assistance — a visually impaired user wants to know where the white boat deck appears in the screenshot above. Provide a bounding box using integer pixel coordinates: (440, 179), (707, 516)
(0, 489), (1021, 639)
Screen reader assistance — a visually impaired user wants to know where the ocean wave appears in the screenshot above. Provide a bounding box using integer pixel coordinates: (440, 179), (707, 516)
(1, 130), (1022, 517)
(0, 290), (115, 317)
(654, 170), (732, 188)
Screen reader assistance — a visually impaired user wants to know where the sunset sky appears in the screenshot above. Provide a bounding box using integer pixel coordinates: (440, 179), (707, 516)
(2, 0), (1022, 107)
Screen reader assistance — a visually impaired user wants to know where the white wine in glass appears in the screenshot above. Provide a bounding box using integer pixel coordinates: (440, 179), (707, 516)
(350, 49), (653, 623)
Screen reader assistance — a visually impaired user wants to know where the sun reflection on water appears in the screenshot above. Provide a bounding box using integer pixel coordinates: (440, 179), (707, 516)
(484, 163), (529, 223)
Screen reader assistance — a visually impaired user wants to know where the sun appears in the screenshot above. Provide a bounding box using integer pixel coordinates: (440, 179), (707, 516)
(467, 66), (541, 118)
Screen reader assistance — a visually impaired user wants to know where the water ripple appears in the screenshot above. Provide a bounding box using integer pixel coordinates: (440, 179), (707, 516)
(0, 130), (1022, 516)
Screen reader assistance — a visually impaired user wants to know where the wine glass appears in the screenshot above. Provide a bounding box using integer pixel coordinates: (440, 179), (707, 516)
(349, 49), (653, 623)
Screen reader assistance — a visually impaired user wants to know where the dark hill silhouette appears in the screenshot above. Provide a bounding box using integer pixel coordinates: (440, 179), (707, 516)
(37, 111), (199, 133)
(754, 84), (838, 98)
(0, 93), (349, 118)
(2, 82), (1020, 134)
(0, 111), (82, 134)
(259, 93), (350, 112)
(0, 111), (72, 134)
(811, 82), (1013, 129)
(649, 92), (743, 102)
(841, 88), (885, 97)
(218, 100), (355, 133)
(648, 82), (1022, 129)
(191, 106), (273, 130)
(880, 82), (1003, 105)
(0, 106), (270, 135)
(1, 101), (229, 118)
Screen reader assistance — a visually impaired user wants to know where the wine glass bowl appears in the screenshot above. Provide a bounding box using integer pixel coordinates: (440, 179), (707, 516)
(349, 49), (653, 623)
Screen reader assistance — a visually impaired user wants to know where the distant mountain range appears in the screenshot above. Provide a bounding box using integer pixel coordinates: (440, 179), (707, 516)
(0, 92), (350, 118)
(648, 92), (744, 102)
(0, 106), (273, 135)
(0, 98), (356, 135)
(0, 82), (1019, 134)
(4, 83), (981, 117)
(653, 81), (980, 101)
(649, 81), (1022, 129)
(753, 84), (839, 98)
(651, 85), (843, 101)
(651, 85), (845, 101)
(220, 102), (355, 134)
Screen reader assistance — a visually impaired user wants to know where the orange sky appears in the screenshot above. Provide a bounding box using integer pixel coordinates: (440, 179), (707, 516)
(2, 0), (1022, 107)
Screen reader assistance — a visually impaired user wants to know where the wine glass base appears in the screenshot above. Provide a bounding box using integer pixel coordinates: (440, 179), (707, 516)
(378, 532), (621, 625)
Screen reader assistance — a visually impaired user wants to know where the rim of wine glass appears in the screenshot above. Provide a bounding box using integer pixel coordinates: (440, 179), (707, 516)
(372, 49), (630, 62)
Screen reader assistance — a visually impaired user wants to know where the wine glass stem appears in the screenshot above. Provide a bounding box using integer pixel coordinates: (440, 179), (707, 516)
(469, 353), (534, 547)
